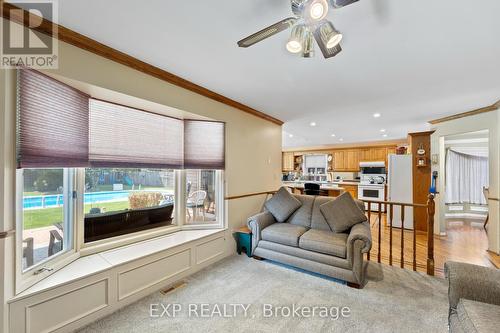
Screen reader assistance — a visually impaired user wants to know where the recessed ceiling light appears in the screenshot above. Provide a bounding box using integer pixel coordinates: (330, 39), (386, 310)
(380, 129), (386, 133)
(310, 122), (316, 127)
(373, 113), (381, 118)
(331, 134), (336, 137)
(289, 134), (293, 138)
(382, 134), (388, 138)
(339, 138), (344, 142)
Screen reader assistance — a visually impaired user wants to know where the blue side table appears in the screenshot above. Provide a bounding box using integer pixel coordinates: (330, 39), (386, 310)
(235, 226), (252, 257)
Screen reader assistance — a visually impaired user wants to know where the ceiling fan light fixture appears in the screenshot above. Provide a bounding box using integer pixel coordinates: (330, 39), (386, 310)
(308, 0), (329, 21)
(301, 31), (315, 58)
(286, 24), (307, 53)
(319, 21), (343, 49)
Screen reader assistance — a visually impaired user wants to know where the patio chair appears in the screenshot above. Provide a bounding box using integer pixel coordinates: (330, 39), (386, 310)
(89, 207), (102, 214)
(187, 190), (207, 221)
(23, 237), (34, 268)
(48, 229), (63, 256)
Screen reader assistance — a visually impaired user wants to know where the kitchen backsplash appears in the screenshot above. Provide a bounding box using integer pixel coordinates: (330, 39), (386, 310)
(332, 172), (359, 180)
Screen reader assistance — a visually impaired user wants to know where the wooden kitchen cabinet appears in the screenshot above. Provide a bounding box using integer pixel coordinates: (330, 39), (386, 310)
(342, 184), (358, 199)
(282, 145), (400, 172)
(282, 152), (294, 171)
(359, 149), (371, 162)
(345, 150), (360, 171)
(370, 148), (388, 162)
(333, 151), (345, 170)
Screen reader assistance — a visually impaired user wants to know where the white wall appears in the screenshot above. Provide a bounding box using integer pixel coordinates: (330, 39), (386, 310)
(430, 110), (499, 253)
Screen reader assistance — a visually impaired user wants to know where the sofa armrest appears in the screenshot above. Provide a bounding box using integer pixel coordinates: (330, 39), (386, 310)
(445, 261), (500, 311)
(247, 211), (276, 255)
(347, 221), (372, 255)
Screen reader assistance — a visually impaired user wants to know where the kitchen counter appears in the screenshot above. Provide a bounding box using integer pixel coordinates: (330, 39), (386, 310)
(282, 182), (345, 191)
(282, 180), (360, 186)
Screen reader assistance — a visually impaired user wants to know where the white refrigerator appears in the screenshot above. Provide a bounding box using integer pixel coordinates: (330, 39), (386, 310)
(388, 155), (414, 229)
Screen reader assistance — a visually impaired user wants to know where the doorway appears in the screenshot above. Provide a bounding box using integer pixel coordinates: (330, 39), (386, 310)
(441, 130), (491, 266)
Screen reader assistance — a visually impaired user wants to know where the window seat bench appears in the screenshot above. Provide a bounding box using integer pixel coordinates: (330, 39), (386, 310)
(9, 228), (228, 333)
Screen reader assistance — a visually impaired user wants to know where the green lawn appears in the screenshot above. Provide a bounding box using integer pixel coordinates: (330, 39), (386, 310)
(23, 201), (130, 230)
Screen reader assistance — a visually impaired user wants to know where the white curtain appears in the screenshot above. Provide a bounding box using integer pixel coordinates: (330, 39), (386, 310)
(445, 149), (489, 204)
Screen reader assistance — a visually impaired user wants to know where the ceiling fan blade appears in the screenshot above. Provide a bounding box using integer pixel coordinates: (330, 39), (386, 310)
(237, 17), (298, 48)
(312, 28), (342, 59)
(330, 0), (359, 8)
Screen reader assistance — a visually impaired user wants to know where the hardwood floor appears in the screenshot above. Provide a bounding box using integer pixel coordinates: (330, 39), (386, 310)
(487, 251), (500, 268)
(366, 214), (493, 277)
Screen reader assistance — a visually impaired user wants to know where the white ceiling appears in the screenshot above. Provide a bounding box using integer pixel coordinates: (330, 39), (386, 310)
(27, 0), (500, 148)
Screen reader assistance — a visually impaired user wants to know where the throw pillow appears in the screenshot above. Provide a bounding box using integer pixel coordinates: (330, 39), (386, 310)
(320, 192), (367, 233)
(265, 187), (302, 223)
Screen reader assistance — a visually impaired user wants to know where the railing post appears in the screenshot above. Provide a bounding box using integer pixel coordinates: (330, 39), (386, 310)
(426, 194), (435, 276)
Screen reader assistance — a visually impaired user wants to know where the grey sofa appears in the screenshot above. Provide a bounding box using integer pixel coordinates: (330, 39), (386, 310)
(445, 261), (500, 332)
(247, 194), (372, 288)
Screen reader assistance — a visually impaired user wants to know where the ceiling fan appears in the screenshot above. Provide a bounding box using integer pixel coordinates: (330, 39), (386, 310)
(237, 0), (359, 59)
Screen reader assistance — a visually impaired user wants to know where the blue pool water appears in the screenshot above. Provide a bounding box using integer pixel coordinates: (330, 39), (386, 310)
(24, 191), (132, 209)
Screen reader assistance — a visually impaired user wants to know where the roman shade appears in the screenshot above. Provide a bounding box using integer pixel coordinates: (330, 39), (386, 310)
(184, 120), (225, 169)
(89, 99), (184, 169)
(17, 70), (226, 170)
(17, 69), (90, 168)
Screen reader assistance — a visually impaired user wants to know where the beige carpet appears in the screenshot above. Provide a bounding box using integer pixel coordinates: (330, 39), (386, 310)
(79, 255), (449, 333)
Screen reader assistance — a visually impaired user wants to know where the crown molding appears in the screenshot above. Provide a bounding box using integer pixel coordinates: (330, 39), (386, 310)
(428, 100), (499, 125)
(1, 2), (283, 126)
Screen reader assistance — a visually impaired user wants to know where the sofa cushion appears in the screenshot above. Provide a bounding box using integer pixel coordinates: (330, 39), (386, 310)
(311, 196), (335, 231)
(286, 194), (315, 228)
(264, 187), (302, 223)
(261, 223), (308, 247)
(455, 299), (500, 333)
(320, 192), (367, 233)
(299, 229), (348, 258)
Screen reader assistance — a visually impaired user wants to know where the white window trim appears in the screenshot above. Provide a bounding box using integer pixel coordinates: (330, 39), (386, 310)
(15, 169), (80, 294)
(78, 169), (225, 254)
(181, 170), (225, 230)
(15, 168), (226, 294)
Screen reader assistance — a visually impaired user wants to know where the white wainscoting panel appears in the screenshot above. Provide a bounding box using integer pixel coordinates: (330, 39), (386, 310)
(9, 230), (228, 333)
(24, 279), (108, 333)
(118, 248), (191, 300)
(195, 236), (225, 265)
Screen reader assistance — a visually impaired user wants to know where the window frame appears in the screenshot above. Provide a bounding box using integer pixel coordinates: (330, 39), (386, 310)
(15, 168), (80, 294)
(15, 168), (226, 292)
(181, 170), (225, 230)
(78, 169), (225, 255)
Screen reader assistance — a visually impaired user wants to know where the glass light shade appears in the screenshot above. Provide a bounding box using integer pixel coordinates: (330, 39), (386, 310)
(319, 21), (342, 49)
(301, 31), (315, 58)
(286, 25), (307, 53)
(308, 0), (328, 21)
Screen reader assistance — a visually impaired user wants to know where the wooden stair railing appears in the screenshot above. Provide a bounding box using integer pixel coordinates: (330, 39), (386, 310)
(362, 194), (436, 276)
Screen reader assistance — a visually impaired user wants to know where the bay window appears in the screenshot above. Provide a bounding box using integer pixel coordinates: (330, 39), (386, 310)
(185, 170), (219, 225)
(15, 68), (226, 292)
(18, 168), (75, 271)
(84, 168), (176, 242)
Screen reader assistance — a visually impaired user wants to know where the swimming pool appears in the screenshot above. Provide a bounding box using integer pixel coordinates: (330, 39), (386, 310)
(23, 191), (171, 209)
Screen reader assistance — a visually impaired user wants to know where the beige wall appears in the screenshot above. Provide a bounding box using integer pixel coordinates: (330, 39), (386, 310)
(430, 110), (499, 253)
(0, 20), (282, 330)
(0, 68), (17, 333)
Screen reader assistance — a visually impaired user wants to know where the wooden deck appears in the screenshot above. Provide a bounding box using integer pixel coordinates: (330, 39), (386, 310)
(366, 214), (493, 277)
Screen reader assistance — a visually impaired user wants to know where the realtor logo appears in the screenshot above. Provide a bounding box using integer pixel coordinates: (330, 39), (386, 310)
(1, 0), (58, 68)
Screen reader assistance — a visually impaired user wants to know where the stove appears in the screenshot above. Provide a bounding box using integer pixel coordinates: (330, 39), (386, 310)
(358, 161), (387, 211)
